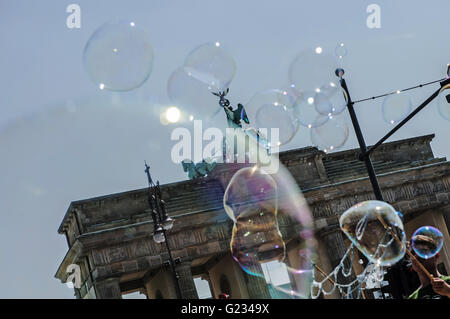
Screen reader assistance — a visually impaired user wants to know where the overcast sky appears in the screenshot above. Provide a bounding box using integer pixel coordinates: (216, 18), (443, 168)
(0, 0), (449, 298)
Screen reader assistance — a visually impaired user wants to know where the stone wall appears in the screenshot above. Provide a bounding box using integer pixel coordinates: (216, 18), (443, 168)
(55, 135), (450, 299)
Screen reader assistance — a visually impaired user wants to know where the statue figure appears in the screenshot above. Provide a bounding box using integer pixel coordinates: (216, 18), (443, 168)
(181, 159), (217, 180)
(212, 89), (249, 128)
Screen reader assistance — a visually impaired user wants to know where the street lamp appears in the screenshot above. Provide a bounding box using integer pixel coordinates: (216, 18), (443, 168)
(144, 162), (182, 299)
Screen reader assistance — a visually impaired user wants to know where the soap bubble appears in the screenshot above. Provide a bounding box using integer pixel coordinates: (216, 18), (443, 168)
(83, 20), (153, 91)
(223, 131), (316, 298)
(411, 226), (444, 259)
(245, 89), (300, 146)
(340, 200), (406, 266)
(289, 47), (339, 93)
(437, 84), (450, 121)
(310, 115), (349, 153)
(318, 82), (339, 99)
(327, 86), (348, 115)
(293, 91), (330, 128)
(382, 92), (412, 124)
(184, 42), (236, 92)
(313, 92), (334, 115)
(335, 43), (348, 60)
(279, 85), (303, 109)
(167, 66), (218, 124)
(314, 83), (348, 115)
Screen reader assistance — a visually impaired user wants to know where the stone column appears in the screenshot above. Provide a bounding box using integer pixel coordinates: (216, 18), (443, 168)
(242, 264), (271, 299)
(175, 261), (199, 299)
(94, 277), (122, 299)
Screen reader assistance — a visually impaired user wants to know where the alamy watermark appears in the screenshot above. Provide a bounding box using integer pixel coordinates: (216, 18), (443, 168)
(366, 4), (381, 29)
(65, 264), (81, 289)
(171, 120), (281, 174)
(66, 4), (81, 29)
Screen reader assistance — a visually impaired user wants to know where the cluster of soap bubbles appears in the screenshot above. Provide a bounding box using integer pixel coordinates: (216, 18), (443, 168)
(310, 200), (445, 299)
(312, 200), (407, 298)
(82, 19), (450, 135)
(220, 134), (440, 299)
(244, 89), (300, 146)
(166, 42), (236, 125)
(241, 44), (351, 151)
(285, 45), (351, 152)
(223, 130), (316, 298)
(163, 41), (351, 152)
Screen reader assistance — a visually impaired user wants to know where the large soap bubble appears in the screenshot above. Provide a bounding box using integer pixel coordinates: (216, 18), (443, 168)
(184, 42), (236, 92)
(325, 85), (348, 115)
(411, 226), (444, 259)
(279, 85), (303, 108)
(310, 114), (349, 153)
(340, 200), (406, 267)
(381, 92), (412, 124)
(167, 66), (218, 124)
(313, 92), (334, 115)
(294, 91), (330, 128)
(83, 20), (154, 91)
(223, 130), (316, 298)
(437, 84), (450, 121)
(245, 89), (300, 146)
(289, 47), (339, 94)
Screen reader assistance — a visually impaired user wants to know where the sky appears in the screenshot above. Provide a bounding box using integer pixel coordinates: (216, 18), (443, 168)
(0, 0), (449, 298)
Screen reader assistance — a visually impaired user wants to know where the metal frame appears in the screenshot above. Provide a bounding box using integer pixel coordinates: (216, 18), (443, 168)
(338, 69), (450, 298)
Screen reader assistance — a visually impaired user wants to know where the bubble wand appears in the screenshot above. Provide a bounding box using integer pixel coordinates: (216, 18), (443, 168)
(313, 264), (347, 298)
(374, 213), (434, 280)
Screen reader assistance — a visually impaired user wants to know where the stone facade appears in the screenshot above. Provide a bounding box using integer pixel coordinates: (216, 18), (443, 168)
(55, 134), (450, 299)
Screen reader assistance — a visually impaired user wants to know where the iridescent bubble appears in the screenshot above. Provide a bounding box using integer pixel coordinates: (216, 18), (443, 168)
(382, 92), (412, 124)
(335, 43), (348, 60)
(278, 85), (303, 109)
(184, 42), (236, 92)
(289, 47), (339, 93)
(340, 200), (406, 266)
(322, 84), (348, 115)
(223, 131), (316, 298)
(83, 20), (153, 91)
(313, 92), (334, 115)
(245, 89), (300, 146)
(310, 115), (349, 153)
(437, 84), (450, 121)
(293, 91), (330, 128)
(167, 66), (218, 124)
(318, 82), (339, 98)
(411, 226), (444, 259)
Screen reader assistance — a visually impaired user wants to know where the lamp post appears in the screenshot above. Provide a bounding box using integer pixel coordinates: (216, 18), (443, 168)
(144, 162), (183, 299)
(336, 67), (450, 299)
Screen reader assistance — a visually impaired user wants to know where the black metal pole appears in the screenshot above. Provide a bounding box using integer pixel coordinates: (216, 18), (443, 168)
(338, 72), (387, 298)
(339, 76), (384, 201)
(162, 228), (183, 299)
